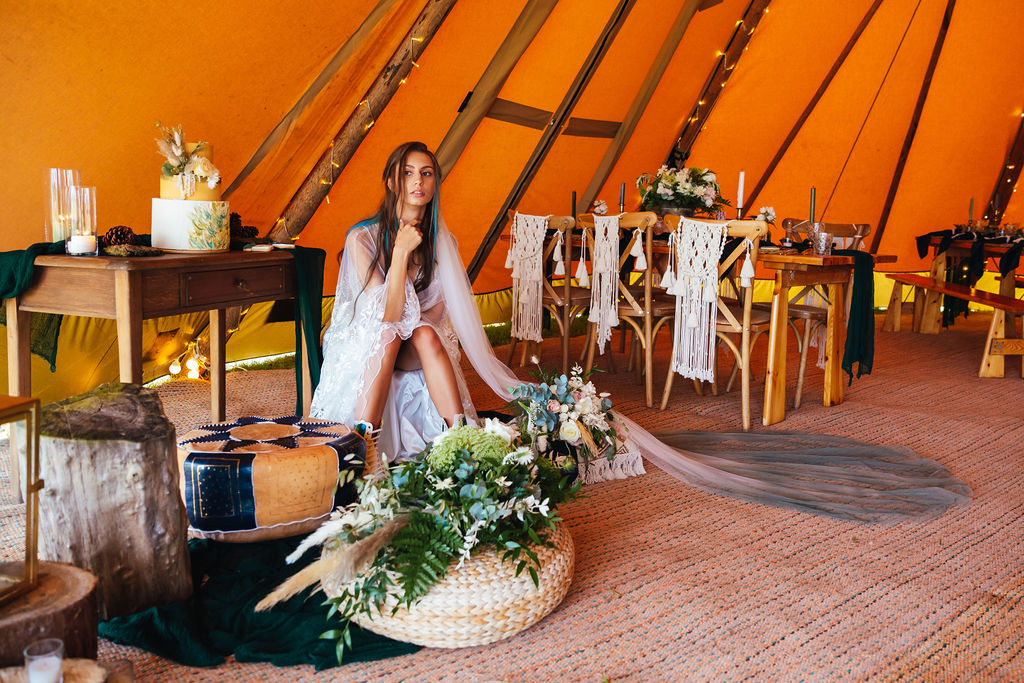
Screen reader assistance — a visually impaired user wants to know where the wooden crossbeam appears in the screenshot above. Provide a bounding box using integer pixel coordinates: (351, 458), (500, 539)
(666, 0), (772, 169)
(268, 0), (456, 243)
(466, 0), (638, 282)
(436, 0), (558, 175)
(984, 115), (1024, 226)
(579, 0), (704, 214)
(742, 0), (883, 214)
(870, 0), (957, 253)
(222, 0), (402, 200)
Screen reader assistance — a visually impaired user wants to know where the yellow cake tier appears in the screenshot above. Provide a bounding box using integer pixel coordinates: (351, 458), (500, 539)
(159, 142), (222, 200)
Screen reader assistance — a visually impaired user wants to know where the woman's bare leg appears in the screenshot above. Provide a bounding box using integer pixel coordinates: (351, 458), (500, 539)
(410, 326), (462, 425)
(354, 333), (403, 428)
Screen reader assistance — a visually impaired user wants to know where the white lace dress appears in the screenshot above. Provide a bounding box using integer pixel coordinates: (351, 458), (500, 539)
(309, 222), (477, 460)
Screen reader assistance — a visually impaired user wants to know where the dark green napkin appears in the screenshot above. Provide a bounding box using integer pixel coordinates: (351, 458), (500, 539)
(0, 242), (68, 370)
(833, 249), (873, 384)
(290, 246), (326, 415)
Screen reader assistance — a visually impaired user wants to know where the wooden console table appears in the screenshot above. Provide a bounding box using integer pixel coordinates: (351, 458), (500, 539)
(5, 251), (301, 421)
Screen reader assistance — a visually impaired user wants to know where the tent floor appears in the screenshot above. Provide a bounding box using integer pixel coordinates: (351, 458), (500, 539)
(2, 312), (1022, 681)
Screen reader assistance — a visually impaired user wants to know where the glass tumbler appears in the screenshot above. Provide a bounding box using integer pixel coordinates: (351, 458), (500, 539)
(45, 168), (81, 242)
(23, 637), (63, 683)
(66, 186), (98, 256)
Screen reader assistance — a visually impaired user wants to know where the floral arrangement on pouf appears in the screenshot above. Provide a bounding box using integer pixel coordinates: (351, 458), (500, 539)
(636, 165), (730, 216)
(256, 421), (579, 661)
(509, 364), (619, 475)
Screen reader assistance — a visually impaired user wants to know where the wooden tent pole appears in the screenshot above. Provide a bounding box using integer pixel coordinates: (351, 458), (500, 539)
(579, 0), (704, 214)
(984, 116), (1024, 226)
(436, 0), (558, 176)
(223, 0), (401, 199)
(268, 0), (456, 243)
(467, 0), (638, 281)
(742, 0), (883, 214)
(666, 0), (771, 170)
(870, 0), (957, 253)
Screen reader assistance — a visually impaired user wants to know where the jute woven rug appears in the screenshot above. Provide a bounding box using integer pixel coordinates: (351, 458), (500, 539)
(2, 312), (1022, 681)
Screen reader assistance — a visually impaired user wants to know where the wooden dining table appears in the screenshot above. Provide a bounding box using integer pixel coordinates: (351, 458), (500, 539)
(760, 250), (897, 426)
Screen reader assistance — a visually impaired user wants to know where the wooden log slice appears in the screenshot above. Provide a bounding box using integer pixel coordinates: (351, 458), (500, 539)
(0, 562), (97, 667)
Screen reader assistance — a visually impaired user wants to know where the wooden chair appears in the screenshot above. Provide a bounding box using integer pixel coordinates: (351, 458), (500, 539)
(659, 217), (770, 431)
(577, 212), (664, 407)
(758, 218), (871, 408)
(504, 212), (582, 372)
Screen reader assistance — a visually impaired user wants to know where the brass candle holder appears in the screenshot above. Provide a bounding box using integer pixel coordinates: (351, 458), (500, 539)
(0, 395), (42, 607)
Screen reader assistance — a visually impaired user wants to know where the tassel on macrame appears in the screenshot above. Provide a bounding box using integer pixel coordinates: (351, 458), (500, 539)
(629, 228), (647, 271)
(575, 258), (590, 288)
(552, 231), (565, 276)
(739, 240), (755, 288)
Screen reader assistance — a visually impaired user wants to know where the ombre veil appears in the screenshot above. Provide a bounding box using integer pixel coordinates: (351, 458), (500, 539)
(433, 212), (969, 522)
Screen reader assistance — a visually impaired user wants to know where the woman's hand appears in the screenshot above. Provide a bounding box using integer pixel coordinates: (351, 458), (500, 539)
(393, 219), (422, 259)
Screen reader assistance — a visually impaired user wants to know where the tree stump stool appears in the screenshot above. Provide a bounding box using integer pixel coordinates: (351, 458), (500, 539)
(0, 561), (97, 667)
(28, 383), (192, 620)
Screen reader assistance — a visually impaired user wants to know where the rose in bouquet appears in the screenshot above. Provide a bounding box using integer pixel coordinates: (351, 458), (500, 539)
(636, 165), (730, 215)
(508, 364), (619, 473)
(258, 422), (578, 661)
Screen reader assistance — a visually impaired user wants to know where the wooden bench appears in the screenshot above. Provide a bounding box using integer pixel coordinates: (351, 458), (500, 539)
(884, 273), (1024, 377)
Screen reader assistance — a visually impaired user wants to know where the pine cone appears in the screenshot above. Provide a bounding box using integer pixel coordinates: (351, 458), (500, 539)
(229, 212), (259, 240)
(102, 225), (136, 247)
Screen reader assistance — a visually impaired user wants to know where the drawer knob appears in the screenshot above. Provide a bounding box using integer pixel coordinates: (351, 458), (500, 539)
(234, 277), (252, 294)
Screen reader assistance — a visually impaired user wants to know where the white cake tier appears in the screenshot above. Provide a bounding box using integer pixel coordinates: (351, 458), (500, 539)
(152, 198), (230, 253)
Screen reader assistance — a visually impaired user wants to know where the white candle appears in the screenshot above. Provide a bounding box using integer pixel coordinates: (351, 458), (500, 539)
(26, 655), (62, 683)
(737, 171), (745, 211)
(67, 234), (97, 255)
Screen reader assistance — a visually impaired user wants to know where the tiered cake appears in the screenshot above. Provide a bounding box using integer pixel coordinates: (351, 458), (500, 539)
(151, 130), (230, 252)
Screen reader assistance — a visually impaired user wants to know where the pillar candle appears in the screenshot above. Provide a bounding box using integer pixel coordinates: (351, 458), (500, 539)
(737, 171), (745, 212)
(619, 182), (625, 211)
(810, 187), (816, 223)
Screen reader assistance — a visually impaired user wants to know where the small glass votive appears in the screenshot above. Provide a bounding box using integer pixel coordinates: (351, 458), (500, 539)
(24, 638), (63, 683)
(812, 227), (833, 255)
(66, 185), (98, 256)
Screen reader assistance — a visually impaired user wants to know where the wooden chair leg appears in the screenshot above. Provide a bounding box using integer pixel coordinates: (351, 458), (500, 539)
(506, 337), (519, 365)
(660, 364), (676, 410)
(584, 323), (597, 374)
(794, 320), (815, 409)
(883, 281), (903, 332)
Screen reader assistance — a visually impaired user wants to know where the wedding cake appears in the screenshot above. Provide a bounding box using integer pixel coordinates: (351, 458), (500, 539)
(151, 124), (230, 252)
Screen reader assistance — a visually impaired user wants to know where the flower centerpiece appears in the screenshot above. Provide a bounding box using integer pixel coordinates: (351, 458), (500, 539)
(508, 365), (629, 480)
(636, 165), (730, 217)
(155, 122), (221, 196)
(257, 421), (579, 658)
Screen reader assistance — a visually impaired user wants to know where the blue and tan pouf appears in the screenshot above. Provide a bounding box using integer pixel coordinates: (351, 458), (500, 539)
(176, 416), (365, 543)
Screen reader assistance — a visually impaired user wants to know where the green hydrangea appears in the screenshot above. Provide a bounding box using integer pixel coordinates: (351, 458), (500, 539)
(426, 425), (510, 473)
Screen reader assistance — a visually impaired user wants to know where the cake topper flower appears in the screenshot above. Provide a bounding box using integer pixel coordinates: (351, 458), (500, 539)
(155, 122), (219, 186)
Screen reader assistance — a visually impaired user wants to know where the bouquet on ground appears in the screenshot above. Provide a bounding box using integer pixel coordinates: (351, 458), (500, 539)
(636, 165), (730, 215)
(509, 364), (620, 474)
(256, 421), (579, 661)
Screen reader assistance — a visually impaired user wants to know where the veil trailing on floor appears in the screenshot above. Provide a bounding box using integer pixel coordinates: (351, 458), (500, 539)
(433, 212), (969, 522)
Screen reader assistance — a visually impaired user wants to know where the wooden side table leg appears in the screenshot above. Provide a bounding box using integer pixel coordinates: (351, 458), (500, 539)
(6, 298), (31, 397)
(762, 279), (789, 426)
(114, 270), (143, 385)
(823, 282), (846, 406)
(210, 308), (226, 421)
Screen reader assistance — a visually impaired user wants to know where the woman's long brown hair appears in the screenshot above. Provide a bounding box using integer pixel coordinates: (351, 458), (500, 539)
(353, 141), (440, 295)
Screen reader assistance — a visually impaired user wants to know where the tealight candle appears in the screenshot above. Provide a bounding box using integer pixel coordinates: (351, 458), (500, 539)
(26, 655), (62, 683)
(67, 234), (97, 255)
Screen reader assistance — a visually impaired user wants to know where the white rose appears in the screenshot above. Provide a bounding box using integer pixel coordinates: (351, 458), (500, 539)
(559, 420), (582, 444)
(185, 155), (220, 181)
(482, 417), (514, 444)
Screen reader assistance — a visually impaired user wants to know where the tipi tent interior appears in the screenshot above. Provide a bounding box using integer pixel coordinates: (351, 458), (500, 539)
(2, 1), (1024, 679)
(3, 0), (1023, 403)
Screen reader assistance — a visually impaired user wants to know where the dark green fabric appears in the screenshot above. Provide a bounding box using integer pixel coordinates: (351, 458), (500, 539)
(834, 249), (873, 384)
(0, 241), (68, 370)
(291, 246), (326, 414)
(99, 537), (419, 670)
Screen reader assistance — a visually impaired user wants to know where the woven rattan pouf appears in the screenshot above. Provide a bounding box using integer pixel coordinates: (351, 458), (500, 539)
(325, 523), (575, 648)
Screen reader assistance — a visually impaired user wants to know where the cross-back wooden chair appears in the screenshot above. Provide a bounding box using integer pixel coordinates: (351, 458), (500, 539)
(577, 211), (664, 407)
(504, 211), (582, 372)
(659, 217), (770, 431)
(761, 218), (871, 408)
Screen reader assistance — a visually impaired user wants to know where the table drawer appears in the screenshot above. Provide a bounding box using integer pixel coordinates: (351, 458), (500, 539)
(184, 265), (289, 307)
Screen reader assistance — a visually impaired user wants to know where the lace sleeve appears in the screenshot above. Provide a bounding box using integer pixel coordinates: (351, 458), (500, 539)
(341, 225), (421, 339)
